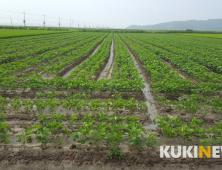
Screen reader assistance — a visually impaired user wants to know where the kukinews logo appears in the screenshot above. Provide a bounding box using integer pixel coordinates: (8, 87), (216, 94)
(160, 146), (222, 158)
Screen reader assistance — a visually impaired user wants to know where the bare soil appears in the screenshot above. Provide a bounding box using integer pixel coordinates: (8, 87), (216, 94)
(97, 39), (115, 80)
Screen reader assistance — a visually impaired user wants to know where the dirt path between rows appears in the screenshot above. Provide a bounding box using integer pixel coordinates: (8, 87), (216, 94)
(120, 36), (158, 130)
(0, 148), (221, 170)
(97, 38), (115, 80)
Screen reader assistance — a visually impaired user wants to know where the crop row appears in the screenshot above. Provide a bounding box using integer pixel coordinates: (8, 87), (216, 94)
(129, 34), (222, 74)
(0, 113), (157, 159)
(0, 33), (103, 78)
(36, 34), (107, 75)
(133, 34), (222, 57)
(0, 32), (71, 49)
(0, 33), (95, 64)
(155, 116), (222, 146)
(0, 33), (145, 92)
(0, 32), (78, 56)
(0, 93), (147, 115)
(0, 74), (145, 92)
(67, 34), (112, 79)
(112, 34), (141, 81)
(126, 34), (222, 83)
(120, 34), (222, 115)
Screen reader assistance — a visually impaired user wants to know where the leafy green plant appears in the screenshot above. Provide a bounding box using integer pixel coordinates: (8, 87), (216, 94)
(154, 116), (206, 142)
(0, 113), (11, 144)
(17, 114), (66, 147)
(0, 96), (8, 113)
(11, 97), (21, 113)
(107, 146), (123, 160)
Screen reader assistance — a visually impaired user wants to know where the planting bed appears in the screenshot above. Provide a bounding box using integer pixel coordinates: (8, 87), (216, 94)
(0, 32), (222, 169)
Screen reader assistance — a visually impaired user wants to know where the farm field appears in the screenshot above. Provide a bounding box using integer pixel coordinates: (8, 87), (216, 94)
(0, 29), (69, 38)
(0, 31), (222, 169)
(179, 33), (222, 39)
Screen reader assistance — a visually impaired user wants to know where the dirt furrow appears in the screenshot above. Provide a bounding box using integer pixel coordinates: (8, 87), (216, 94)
(0, 149), (220, 170)
(120, 37), (158, 130)
(97, 39), (115, 80)
(0, 90), (144, 101)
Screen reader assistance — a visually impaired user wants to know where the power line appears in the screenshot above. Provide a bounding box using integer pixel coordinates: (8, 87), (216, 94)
(0, 8), (111, 28)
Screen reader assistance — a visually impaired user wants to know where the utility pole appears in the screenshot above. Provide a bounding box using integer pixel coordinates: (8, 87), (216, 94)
(23, 12), (26, 26)
(84, 22), (85, 28)
(70, 19), (71, 28)
(43, 15), (45, 27)
(59, 17), (60, 27)
(72, 20), (74, 28)
(10, 16), (13, 26)
(89, 23), (90, 28)
(78, 21), (79, 28)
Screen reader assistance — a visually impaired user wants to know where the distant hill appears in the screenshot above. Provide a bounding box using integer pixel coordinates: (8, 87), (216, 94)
(126, 19), (222, 31)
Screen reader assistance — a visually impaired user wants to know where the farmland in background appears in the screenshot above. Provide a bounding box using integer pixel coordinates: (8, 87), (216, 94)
(177, 33), (222, 39)
(0, 29), (70, 38)
(0, 30), (222, 169)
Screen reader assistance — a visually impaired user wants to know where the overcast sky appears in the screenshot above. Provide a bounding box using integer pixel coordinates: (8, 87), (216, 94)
(0, 0), (222, 28)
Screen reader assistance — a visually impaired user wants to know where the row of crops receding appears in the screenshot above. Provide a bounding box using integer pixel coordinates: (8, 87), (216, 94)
(0, 31), (222, 165)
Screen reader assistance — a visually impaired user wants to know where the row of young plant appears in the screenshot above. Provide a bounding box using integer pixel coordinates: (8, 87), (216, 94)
(0, 32), (146, 92)
(0, 32), (71, 50)
(154, 116), (222, 146)
(126, 34), (222, 83)
(148, 34), (222, 60)
(35, 34), (108, 75)
(66, 34), (112, 79)
(0, 74), (145, 92)
(155, 34), (222, 73)
(15, 113), (157, 158)
(0, 32), (90, 64)
(112, 34), (141, 81)
(120, 34), (222, 115)
(0, 32), (76, 56)
(1, 93), (147, 115)
(0, 33), (104, 78)
(123, 34), (222, 94)
(131, 33), (222, 59)
(0, 113), (11, 144)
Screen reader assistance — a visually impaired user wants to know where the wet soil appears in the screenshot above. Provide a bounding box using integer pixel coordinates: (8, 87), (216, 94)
(0, 147), (221, 170)
(97, 39), (115, 80)
(120, 36), (158, 130)
(0, 90), (145, 101)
